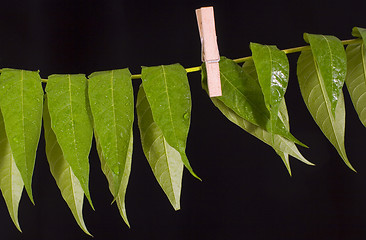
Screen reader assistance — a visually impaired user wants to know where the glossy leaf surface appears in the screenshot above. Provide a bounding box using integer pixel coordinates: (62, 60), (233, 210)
(46, 74), (94, 207)
(0, 68), (43, 203)
(0, 109), (24, 231)
(88, 69), (134, 194)
(43, 98), (91, 236)
(141, 64), (197, 179)
(297, 50), (354, 171)
(202, 57), (305, 147)
(304, 33), (347, 116)
(244, 60), (312, 174)
(250, 42), (290, 134)
(345, 43), (366, 126)
(136, 86), (183, 210)
(97, 130), (132, 226)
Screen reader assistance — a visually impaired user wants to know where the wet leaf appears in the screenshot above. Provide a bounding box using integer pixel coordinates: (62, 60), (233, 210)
(136, 86), (183, 210)
(304, 33), (347, 116)
(0, 109), (24, 231)
(250, 42), (289, 135)
(96, 129), (132, 227)
(88, 69), (134, 195)
(46, 74), (94, 207)
(202, 57), (306, 147)
(141, 64), (198, 179)
(0, 69), (43, 203)
(297, 50), (354, 171)
(43, 97), (91, 236)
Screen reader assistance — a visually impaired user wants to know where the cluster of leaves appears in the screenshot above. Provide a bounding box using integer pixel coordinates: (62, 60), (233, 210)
(0, 26), (365, 235)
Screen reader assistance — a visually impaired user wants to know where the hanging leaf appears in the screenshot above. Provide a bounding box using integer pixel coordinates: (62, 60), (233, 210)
(88, 69), (134, 195)
(345, 28), (366, 126)
(95, 129), (133, 227)
(141, 64), (198, 180)
(0, 109), (24, 232)
(297, 50), (354, 171)
(244, 60), (312, 174)
(202, 57), (306, 147)
(345, 43), (366, 126)
(0, 68), (43, 204)
(136, 86), (183, 210)
(45, 74), (94, 207)
(304, 33), (347, 116)
(275, 101), (292, 175)
(250, 42), (290, 136)
(43, 97), (91, 236)
(212, 58), (311, 174)
(211, 97), (312, 174)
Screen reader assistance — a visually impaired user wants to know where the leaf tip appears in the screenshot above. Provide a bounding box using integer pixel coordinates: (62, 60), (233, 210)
(350, 165), (357, 173)
(12, 220), (22, 232)
(83, 229), (93, 237)
(193, 173), (202, 182)
(125, 220), (131, 229)
(297, 140), (309, 148)
(27, 190), (35, 206)
(85, 193), (95, 211)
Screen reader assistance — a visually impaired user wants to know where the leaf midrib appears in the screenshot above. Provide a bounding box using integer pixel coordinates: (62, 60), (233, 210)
(312, 53), (346, 157)
(67, 75), (81, 180)
(109, 70), (121, 174)
(161, 66), (179, 148)
(321, 35), (337, 106)
(20, 71), (27, 175)
(265, 45), (275, 142)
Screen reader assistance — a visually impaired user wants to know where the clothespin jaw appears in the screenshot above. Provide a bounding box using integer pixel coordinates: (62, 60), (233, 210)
(196, 6), (222, 97)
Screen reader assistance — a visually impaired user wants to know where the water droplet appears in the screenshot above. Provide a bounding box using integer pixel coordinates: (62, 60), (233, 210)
(183, 113), (189, 119)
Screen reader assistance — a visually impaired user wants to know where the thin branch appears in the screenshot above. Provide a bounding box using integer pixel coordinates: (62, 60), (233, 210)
(1, 38), (361, 83)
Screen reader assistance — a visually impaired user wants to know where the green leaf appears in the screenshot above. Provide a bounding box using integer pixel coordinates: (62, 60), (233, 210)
(211, 97), (312, 173)
(274, 100), (305, 175)
(352, 27), (366, 46)
(202, 57), (306, 147)
(0, 109), (24, 232)
(297, 50), (355, 171)
(45, 74), (94, 207)
(141, 64), (198, 180)
(242, 59), (312, 174)
(345, 42), (366, 126)
(250, 42), (290, 135)
(136, 86), (183, 210)
(43, 97), (92, 236)
(304, 33), (347, 116)
(88, 69), (134, 195)
(95, 129), (133, 227)
(0, 68), (43, 204)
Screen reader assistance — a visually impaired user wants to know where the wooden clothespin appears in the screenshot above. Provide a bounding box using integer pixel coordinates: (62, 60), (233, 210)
(196, 6), (222, 97)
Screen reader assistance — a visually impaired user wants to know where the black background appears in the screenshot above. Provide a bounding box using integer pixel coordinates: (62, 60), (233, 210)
(0, 0), (366, 239)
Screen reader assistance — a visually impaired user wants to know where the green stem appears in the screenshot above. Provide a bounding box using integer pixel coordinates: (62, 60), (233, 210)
(6, 38), (364, 83)
(133, 38), (362, 78)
